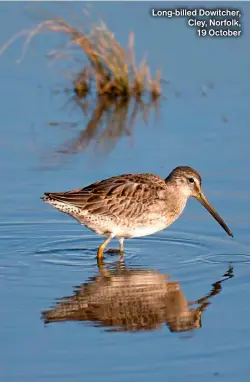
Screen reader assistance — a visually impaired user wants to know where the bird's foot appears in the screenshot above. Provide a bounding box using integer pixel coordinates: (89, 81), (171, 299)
(106, 248), (124, 257)
(106, 248), (121, 255)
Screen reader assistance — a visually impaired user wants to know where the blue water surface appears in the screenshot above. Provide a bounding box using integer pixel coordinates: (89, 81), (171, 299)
(0, 2), (250, 382)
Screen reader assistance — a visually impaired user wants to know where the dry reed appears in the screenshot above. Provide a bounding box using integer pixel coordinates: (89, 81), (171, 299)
(0, 15), (162, 101)
(0, 13), (163, 161)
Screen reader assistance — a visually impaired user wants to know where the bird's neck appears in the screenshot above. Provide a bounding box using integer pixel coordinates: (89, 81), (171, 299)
(164, 183), (189, 218)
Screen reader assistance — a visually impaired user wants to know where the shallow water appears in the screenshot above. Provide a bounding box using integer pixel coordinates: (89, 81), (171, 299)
(1, 2), (250, 381)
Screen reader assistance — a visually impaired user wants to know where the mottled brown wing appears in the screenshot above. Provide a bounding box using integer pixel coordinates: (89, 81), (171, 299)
(45, 173), (167, 219)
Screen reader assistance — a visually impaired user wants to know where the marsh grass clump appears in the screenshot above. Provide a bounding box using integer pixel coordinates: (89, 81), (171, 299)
(0, 15), (162, 102)
(0, 12), (163, 160)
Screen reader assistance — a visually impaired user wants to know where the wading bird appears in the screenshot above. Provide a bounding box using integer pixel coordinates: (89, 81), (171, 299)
(41, 166), (233, 259)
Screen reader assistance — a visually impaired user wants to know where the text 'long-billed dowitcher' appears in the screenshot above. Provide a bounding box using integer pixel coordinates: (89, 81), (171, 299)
(41, 166), (233, 259)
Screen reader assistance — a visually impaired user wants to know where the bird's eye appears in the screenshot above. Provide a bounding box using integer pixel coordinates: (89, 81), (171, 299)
(188, 177), (194, 183)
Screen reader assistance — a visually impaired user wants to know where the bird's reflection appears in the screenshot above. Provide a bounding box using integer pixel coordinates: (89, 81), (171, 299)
(42, 260), (233, 333)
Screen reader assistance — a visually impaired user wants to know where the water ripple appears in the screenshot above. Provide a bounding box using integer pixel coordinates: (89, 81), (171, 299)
(197, 253), (250, 264)
(35, 235), (139, 268)
(127, 229), (250, 272)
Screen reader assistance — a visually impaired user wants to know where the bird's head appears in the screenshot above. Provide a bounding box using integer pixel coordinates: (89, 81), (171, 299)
(166, 166), (233, 237)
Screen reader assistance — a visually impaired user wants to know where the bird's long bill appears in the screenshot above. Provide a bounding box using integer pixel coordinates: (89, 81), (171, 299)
(196, 192), (233, 237)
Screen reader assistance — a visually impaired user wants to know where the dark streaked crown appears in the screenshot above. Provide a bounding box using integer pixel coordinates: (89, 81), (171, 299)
(165, 166), (202, 184)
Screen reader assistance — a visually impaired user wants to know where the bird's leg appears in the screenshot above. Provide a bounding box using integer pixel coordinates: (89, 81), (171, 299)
(119, 238), (124, 258)
(105, 237), (124, 256)
(97, 235), (114, 259)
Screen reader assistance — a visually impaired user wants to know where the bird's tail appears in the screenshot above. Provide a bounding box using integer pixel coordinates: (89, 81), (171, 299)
(40, 192), (67, 203)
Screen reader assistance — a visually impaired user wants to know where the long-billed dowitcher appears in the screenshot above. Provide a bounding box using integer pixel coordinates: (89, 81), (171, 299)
(41, 166), (233, 259)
